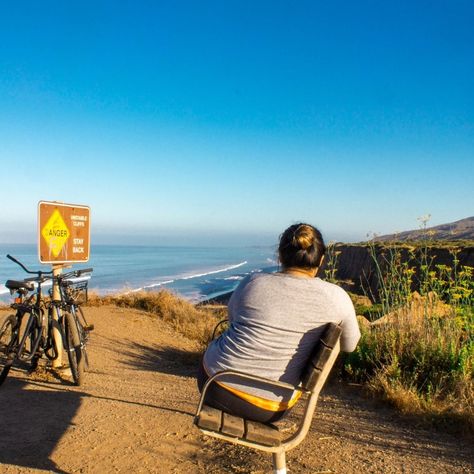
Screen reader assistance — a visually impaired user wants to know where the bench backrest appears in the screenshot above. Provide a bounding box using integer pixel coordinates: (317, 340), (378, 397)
(301, 322), (342, 392)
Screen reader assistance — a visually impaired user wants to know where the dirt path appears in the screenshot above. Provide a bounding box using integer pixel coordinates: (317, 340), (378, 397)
(0, 306), (472, 474)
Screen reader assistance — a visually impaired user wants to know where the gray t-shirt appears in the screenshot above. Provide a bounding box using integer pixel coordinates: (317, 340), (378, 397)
(203, 272), (360, 405)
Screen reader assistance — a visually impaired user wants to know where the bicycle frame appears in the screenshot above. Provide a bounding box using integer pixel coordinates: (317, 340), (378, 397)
(5, 255), (53, 363)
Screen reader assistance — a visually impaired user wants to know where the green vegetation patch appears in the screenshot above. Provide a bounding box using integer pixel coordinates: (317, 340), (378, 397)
(343, 239), (474, 435)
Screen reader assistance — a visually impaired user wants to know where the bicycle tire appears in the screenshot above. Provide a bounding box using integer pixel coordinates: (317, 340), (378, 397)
(17, 310), (42, 363)
(64, 311), (85, 386)
(77, 305), (94, 334)
(0, 315), (17, 385)
(27, 315), (43, 372)
(74, 305), (90, 368)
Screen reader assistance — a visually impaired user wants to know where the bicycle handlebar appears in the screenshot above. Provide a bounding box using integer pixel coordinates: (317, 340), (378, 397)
(6, 254), (53, 275)
(6, 254), (92, 289)
(24, 275), (53, 284)
(59, 268), (93, 280)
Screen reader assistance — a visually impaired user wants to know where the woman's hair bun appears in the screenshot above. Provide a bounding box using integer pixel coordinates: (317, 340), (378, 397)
(279, 222), (326, 269)
(294, 225), (314, 250)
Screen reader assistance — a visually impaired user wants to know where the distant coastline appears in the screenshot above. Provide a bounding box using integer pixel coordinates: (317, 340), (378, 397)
(0, 243), (276, 304)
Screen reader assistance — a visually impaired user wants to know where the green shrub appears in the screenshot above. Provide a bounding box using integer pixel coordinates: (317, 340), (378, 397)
(344, 224), (473, 434)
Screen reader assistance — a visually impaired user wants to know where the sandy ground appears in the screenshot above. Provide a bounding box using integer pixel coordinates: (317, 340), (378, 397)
(0, 305), (472, 474)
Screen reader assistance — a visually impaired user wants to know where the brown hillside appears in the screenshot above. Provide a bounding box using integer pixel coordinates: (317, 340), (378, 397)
(376, 216), (474, 241)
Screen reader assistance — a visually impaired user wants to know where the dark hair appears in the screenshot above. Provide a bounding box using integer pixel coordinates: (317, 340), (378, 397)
(278, 223), (326, 269)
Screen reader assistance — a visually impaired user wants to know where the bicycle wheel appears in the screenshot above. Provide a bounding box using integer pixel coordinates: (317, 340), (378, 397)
(27, 319), (42, 372)
(64, 311), (85, 386)
(76, 305), (94, 334)
(17, 310), (42, 364)
(0, 315), (17, 385)
(73, 305), (90, 368)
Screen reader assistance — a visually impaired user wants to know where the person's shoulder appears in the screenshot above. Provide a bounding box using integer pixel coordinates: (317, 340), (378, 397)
(242, 271), (275, 286)
(228, 272), (273, 307)
(232, 272), (268, 293)
(315, 279), (353, 304)
(314, 278), (340, 291)
(241, 271), (265, 284)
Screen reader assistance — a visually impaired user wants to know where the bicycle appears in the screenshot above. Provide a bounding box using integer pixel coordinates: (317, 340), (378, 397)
(0, 255), (93, 386)
(53, 267), (94, 385)
(0, 255), (53, 385)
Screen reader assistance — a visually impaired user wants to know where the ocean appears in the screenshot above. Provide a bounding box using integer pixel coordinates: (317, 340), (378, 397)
(0, 244), (278, 303)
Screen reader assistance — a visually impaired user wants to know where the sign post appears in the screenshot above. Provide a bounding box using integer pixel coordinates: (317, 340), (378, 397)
(38, 201), (91, 368)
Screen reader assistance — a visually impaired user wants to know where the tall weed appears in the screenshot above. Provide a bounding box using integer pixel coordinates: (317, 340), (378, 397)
(345, 223), (473, 434)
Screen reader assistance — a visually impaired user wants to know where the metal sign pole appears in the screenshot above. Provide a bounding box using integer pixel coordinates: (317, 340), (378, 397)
(51, 264), (64, 368)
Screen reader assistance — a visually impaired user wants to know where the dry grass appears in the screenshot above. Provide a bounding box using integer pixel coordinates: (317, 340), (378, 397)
(345, 310), (474, 435)
(87, 290), (227, 349)
(369, 369), (473, 434)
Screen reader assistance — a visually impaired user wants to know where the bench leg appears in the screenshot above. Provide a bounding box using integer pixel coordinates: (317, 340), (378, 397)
(272, 451), (286, 474)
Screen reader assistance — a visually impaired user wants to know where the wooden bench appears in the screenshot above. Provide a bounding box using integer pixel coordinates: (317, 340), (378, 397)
(194, 322), (342, 474)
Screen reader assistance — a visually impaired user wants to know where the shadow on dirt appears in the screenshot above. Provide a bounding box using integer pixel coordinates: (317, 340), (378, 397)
(117, 339), (201, 377)
(0, 377), (85, 473)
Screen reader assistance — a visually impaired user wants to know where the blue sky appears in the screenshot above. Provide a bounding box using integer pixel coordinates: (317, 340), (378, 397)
(0, 1), (473, 245)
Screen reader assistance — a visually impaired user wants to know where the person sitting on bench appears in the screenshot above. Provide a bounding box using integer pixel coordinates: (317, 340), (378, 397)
(197, 223), (361, 424)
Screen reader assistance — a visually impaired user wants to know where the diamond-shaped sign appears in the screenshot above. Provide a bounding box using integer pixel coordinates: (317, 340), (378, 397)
(41, 209), (70, 258)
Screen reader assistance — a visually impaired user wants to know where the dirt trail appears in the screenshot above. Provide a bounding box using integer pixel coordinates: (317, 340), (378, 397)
(0, 306), (472, 474)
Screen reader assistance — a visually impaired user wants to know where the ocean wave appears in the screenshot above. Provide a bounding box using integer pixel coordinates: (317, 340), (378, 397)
(181, 261), (247, 280)
(126, 279), (175, 294)
(223, 276), (244, 281)
(123, 261), (248, 295)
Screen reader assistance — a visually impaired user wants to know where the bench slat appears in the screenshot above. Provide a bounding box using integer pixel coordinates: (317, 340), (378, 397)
(245, 420), (281, 446)
(311, 345), (332, 370)
(196, 405), (222, 431)
(320, 323), (343, 348)
(222, 412), (245, 438)
(302, 366), (322, 391)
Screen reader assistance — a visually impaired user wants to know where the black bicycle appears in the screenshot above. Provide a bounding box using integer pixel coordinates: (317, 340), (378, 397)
(0, 255), (53, 385)
(0, 255), (93, 386)
(54, 267), (94, 385)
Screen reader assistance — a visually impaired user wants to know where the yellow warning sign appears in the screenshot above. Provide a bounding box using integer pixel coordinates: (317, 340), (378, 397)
(41, 209), (70, 258)
(38, 201), (90, 263)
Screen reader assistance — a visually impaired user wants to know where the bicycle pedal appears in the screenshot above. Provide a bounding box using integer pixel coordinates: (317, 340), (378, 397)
(84, 324), (94, 331)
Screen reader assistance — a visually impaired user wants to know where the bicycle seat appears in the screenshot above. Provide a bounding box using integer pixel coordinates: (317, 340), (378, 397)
(5, 280), (34, 292)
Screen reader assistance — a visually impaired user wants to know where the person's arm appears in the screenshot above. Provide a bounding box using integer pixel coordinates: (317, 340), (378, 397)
(336, 290), (361, 352)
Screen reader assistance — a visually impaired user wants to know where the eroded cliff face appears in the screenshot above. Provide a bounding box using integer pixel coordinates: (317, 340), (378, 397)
(320, 243), (474, 300)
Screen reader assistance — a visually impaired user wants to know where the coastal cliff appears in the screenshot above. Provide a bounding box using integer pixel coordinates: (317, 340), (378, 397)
(322, 242), (474, 299)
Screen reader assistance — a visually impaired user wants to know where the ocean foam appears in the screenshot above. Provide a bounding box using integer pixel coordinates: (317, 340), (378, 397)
(122, 261), (248, 295)
(181, 261), (247, 280)
(126, 279), (176, 294)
